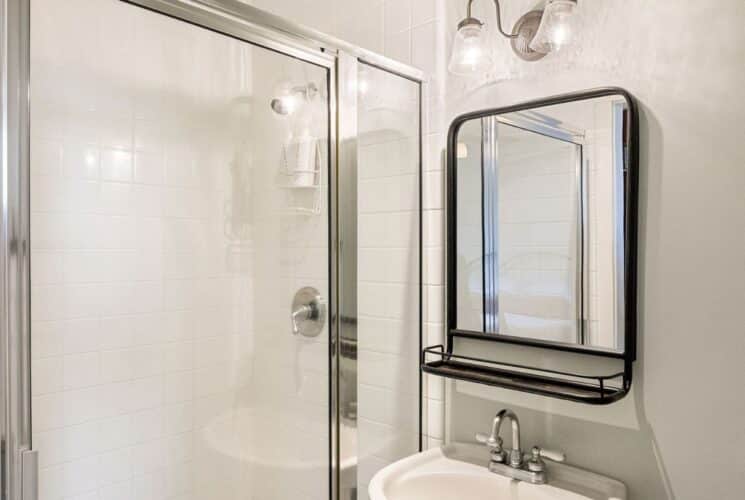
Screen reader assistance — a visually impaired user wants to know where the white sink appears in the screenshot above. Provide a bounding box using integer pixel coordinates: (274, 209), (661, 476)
(369, 443), (626, 500)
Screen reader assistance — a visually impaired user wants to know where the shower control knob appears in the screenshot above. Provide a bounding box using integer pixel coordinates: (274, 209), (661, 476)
(291, 287), (326, 337)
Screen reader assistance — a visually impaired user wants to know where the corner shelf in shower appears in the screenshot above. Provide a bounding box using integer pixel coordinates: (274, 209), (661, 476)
(421, 344), (630, 405)
(278, 146), (323, 215)
(278, 177), (324, 215)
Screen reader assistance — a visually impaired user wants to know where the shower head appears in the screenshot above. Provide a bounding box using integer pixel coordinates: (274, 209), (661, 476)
(270, 96), (296, 115)
(270, 82), (319, 116)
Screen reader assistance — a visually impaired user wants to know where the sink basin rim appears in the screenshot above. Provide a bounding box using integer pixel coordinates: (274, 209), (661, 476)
(369, 442), (627, 500)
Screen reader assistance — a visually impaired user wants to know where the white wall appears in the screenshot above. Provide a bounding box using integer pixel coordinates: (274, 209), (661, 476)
(356, 64), (421, 499)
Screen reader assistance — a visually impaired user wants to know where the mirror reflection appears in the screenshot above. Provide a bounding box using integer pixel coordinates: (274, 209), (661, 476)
(454, 95), (629, 352)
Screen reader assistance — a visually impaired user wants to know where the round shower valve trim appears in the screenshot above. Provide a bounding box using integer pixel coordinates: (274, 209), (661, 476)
(291, 287), (326, 337)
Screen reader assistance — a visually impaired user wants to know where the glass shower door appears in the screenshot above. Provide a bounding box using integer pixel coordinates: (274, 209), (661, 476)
(29, 1), (331, 499)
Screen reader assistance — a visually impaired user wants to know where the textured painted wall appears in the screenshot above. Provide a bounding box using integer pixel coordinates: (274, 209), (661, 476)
(440, 1), (745, 499)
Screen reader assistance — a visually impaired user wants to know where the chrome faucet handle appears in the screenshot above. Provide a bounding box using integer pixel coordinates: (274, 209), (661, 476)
(475, 432), (501, 448)
(291, 305), (312, 334)
(526, 446), (566, 472)
(536, 447), (565, 463)
(476, 433), (507, 463)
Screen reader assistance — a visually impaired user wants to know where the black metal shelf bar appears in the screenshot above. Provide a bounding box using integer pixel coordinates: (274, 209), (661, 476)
(421, 344), (629, 405)
(422, 345), (624, 381)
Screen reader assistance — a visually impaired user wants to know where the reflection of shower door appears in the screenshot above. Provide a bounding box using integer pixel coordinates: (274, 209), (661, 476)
(26, 1), (334, 499)
(488, 121), (582, 346)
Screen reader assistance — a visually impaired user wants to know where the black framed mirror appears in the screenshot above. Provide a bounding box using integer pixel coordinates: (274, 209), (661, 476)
(423, 88), (638, 404)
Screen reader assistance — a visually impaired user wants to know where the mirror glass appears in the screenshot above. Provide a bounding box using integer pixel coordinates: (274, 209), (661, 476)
(454, 94), (629, 353)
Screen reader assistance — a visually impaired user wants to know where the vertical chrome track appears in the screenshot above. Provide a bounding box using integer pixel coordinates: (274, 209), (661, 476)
(1, 0), (34, 498)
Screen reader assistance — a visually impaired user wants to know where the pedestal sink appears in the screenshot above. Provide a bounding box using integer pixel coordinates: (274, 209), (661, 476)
(369, 443), (626, 500)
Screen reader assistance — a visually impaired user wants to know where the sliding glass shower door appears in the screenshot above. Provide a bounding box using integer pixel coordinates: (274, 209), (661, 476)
(29, 1), (331, 499)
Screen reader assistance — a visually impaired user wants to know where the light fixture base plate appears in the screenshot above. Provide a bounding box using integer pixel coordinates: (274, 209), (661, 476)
(511, 10), (547, 62)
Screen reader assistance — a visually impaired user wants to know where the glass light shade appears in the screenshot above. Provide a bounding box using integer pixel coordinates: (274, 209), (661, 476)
(448, 22), (493, 76)
(530, 0), (578, 53)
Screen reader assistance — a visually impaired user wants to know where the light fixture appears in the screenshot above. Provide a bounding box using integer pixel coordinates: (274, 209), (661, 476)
(530, 0), (579, 53)
(448, 18), (494, 75)
(449, 0), (580, 76)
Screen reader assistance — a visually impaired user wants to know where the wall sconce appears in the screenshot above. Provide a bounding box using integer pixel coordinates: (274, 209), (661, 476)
(449, 0), (579, 76)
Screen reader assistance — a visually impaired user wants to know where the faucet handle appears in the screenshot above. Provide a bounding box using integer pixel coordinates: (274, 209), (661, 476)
(476, 433), (507, 464)
(536, 447), (565, 463)
(526, 446), (566, 472)
(475, 432), (502, 449)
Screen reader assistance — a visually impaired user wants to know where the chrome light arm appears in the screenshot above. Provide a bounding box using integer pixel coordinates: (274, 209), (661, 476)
(465, 0), (518, 39)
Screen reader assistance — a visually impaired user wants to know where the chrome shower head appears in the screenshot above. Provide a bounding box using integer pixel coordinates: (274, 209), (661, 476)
(270, 82), (319, 116)
(270, 97), (293, 115)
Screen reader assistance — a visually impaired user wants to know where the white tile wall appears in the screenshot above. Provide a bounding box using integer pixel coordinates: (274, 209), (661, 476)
(31, 1), (331, 500)
(248, 0), (449, 463)
(33, 0), (450, 499)
(245, 0), (451, 490)
(356, 64), (421, 500)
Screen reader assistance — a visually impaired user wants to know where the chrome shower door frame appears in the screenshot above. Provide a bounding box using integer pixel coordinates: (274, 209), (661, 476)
(335, 55), (425, 499)
(1, 1), (425, 499)
(1, 0), (34, 499)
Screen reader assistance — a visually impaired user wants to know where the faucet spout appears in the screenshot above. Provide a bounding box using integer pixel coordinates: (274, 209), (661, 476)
(478, 408), (564, 485)
(488, 409), (522, 467)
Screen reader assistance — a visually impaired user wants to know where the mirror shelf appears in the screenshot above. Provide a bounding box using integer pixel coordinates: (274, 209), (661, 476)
(422, 345), (630, 405)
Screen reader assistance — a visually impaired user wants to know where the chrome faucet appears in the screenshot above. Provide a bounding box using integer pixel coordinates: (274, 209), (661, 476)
(475, 408), (565, 485)
(478, 409), (523, 467)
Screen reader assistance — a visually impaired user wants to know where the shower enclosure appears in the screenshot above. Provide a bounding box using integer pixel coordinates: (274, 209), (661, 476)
(1, 1), (423, 499)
